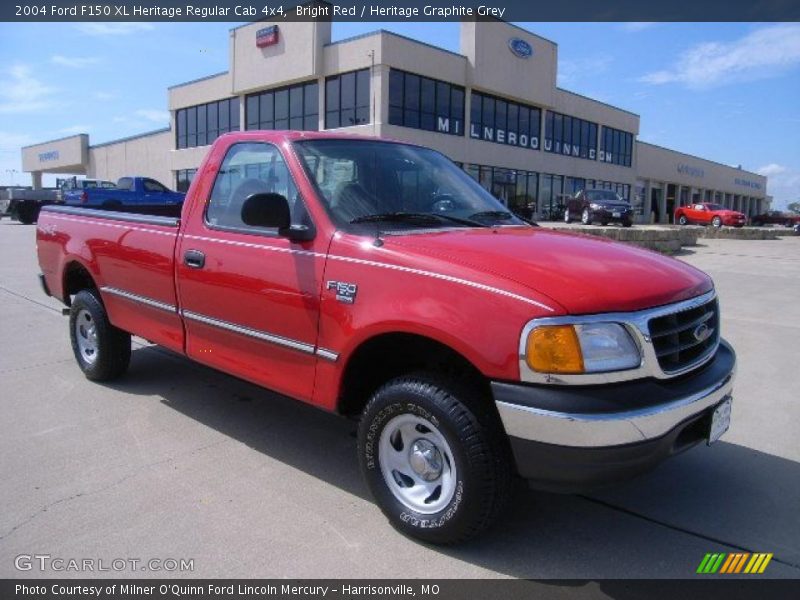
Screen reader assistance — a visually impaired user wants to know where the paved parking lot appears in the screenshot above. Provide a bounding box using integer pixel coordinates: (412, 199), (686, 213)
(0, 220), (798, 579)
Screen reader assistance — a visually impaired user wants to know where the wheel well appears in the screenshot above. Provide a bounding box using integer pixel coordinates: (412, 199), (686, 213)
(62, 262), (97, 305)
(337, 333), (489, 418)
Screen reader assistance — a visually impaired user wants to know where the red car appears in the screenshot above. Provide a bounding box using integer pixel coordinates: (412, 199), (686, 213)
(36, 131), (735, 544)
(675, 202), (746, 227)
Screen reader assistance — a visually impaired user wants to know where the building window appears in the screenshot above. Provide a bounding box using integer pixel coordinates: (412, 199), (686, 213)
(176, 98), (240, 150)
(463, 163), (539, 220)
(599, 126), (634, 167)
(470, 91), (541, 150)
(388, 69), (465, 136)
(175, 169), (197, 193)
(246, 80), (318, 132)
(543, 111), (598, 160)
(325, 69), (370, 129)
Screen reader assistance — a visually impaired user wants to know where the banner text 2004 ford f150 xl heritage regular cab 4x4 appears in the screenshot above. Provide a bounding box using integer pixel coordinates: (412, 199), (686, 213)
(36, 131), (735, 544)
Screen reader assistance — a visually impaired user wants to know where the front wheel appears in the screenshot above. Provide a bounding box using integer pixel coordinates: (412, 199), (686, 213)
(678, 215), (688, 226)
(564, 209), (572, 224)
(358, 374), (511, 544)
(712, 216), (723, 228)
(581, 208), (591, 225)
(69, 290), (131, 381)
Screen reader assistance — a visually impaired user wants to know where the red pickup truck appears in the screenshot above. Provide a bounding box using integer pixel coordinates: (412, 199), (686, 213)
(36, 131), (736, 544)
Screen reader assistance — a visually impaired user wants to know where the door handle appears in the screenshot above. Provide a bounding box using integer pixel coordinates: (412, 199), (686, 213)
(183, 249), (205, 269)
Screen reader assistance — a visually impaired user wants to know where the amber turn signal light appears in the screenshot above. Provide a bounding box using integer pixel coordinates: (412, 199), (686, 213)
(526, 325), (585, 374)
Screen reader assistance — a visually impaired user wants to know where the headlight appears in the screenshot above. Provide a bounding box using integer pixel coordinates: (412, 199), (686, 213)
(589, 203), (602, 210)
(525, 323), (640, 374)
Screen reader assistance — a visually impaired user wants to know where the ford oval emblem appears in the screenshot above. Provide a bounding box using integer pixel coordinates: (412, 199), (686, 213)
(693, 323), (713, 343)
(508, 38), (533, 59)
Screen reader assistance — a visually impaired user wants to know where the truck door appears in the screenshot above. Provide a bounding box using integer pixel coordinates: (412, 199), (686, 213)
(175, 141), (325, 402)
(142, 179), (175, 213)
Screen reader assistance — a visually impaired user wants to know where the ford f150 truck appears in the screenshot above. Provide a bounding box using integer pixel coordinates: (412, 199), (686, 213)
(36, 131), (736, 544)
(63, 176), (184, 216)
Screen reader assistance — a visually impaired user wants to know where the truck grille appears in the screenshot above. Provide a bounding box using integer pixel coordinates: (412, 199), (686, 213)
(648, 297), (719, 374)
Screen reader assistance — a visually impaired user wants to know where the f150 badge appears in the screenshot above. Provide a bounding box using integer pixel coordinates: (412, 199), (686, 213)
(327, 281), (358, 304)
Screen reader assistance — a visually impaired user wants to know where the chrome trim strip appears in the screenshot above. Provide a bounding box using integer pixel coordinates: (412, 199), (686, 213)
(43, 205), (179, 228)
(181, 310), (316, 355)
(316, 348), (339, 362)
(100, 286), (177, 313)
(518, 290), (719, 384)
(496, 369), (734, 447)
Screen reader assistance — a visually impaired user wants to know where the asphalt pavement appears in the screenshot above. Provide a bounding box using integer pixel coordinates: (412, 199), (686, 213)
(0, 220), (798, 579)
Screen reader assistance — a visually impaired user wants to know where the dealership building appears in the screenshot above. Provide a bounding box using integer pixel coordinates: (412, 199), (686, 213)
(21, 17), (769, 223)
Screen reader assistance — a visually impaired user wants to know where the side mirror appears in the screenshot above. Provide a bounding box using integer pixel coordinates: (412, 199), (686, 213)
(240, 193), (313, 241)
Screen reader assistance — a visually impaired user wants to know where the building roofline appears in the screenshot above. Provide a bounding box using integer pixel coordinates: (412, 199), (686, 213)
(21, 133), (88, 150)
(637, 140), (764, 179)
(556, 87), (640, 118)
(492, 19), (559, 48)
(90, 128), (170, 149)
(326, 29), (467, 61)
(168, 70), (229, 91)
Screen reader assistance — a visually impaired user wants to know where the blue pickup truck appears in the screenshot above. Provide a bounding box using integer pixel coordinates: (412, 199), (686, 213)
(63, 176), (185, 217)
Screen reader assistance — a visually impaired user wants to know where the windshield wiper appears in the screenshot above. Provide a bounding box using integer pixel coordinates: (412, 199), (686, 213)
(468, 210), (515, 222)
(350, 212), (487, 227)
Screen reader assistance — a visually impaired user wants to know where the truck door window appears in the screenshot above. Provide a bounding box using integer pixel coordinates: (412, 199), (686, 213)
(205, 142), (308, 234)
(143, 179), (168, 193)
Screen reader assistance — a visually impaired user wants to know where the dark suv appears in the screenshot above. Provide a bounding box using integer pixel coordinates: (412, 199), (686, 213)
(565, 189), (634, 227)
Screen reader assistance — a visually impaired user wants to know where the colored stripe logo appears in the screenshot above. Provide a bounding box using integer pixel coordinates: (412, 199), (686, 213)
(697, 552), (773, 574)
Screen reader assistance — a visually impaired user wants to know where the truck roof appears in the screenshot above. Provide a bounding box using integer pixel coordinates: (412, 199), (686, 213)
(217, 129), (418, 147)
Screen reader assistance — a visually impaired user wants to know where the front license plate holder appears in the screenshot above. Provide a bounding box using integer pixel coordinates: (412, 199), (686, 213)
(708, 396), (732, 445)
(612, 211), (621, 218)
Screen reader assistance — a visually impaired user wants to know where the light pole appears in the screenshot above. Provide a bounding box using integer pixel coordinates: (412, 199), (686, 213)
(5, 169), (18, 185)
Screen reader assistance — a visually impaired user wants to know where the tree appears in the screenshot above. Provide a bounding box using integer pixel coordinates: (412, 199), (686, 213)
(787, 202), (800, 214)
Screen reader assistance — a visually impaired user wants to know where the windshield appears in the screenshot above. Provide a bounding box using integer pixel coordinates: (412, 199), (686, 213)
(585, 190), (624, 202)
(293, 139), (525, 231)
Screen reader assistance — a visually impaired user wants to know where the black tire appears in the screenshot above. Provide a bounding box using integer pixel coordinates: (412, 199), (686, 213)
(600, 221), (609, 226)
(358, 374), (512, 544)
(678, 215), (688, 226)
(622, 220), (633, 228)
(69, 290), (131, 381)
(581, 208), (592, 225)
(712, 216), (722, 228)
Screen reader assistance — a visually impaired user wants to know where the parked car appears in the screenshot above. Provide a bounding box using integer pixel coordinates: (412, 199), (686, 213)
(750, 210), (800, 227)
(794, 223), (800, 235)
(37, 131), (735, 544)
(564, 189), (633, 227)
(63, 176), (185, 217)
(675, 203), (745, 228)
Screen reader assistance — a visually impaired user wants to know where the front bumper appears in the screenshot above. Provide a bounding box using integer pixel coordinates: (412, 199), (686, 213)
(493, 340), (736, 492)
(592, 207), (632, 223)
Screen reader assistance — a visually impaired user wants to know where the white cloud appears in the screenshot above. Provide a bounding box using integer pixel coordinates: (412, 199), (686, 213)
(94, 91), (117, 101)
(757, 163), (788, 177)
(51, 55), (101, 69)
(74, 22), (155, 36)
(134, 109), (169, 124)
(0, 64), (56, 114)
(640, 24), (800, 88)
(619, 22), (656, 33)
(754, 164), (800, 210)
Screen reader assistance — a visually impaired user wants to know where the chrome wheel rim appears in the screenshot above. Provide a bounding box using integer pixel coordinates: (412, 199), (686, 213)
(378, 413), (457, 514)
(75, 309), (99, 365)
(582, 209), (590, 224)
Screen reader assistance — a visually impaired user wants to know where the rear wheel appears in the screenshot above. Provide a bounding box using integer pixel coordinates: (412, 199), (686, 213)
(564, 209), (572, 224)
(581, 208), (591, 225)
(69, 290), (131, 381)
(358, 374), (512, 544)
(712, 216), (723, 228)
(622, 220), (633, 228)
(678, 215), (688, 226)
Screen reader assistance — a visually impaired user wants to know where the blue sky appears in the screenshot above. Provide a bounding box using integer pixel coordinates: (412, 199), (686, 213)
(1, 21), (798, 208)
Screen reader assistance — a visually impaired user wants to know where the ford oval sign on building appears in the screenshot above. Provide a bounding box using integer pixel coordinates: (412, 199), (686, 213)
(508, 38), (533, 59)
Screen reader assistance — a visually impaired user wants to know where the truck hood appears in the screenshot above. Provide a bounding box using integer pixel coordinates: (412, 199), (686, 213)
(381, 226), (713, 315)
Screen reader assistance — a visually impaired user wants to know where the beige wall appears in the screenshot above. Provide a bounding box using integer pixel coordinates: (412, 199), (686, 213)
(22, 135), (88, 174)
(231, 20), (330, 94)
(169, 72), (232, 111)
(88, 130), (173, 188)
(637, 142), (766, 198)
(461, 21), (556, 108)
